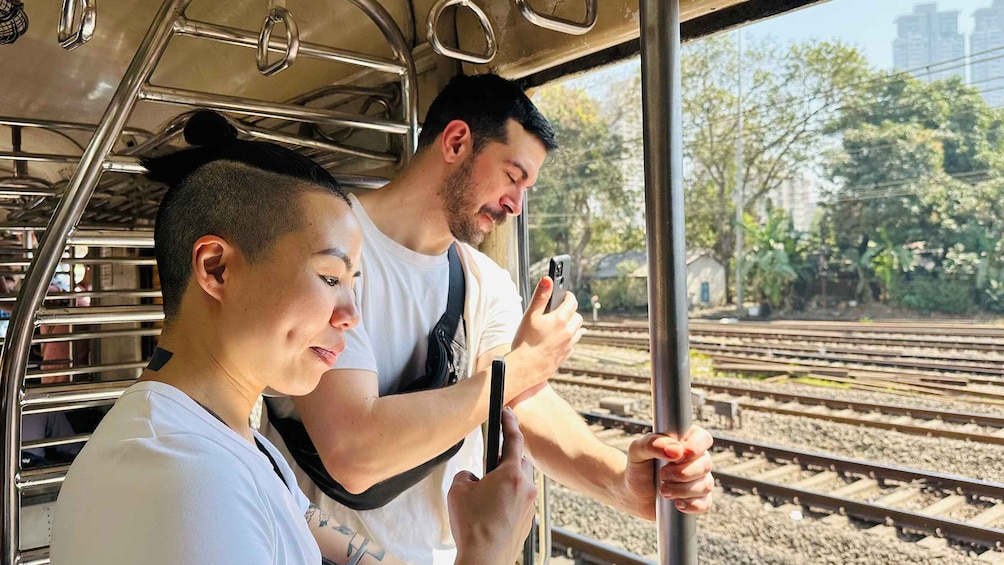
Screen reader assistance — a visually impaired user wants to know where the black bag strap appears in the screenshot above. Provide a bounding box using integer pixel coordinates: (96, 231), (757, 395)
(267, 244), (467, 510)
(401, 244), (465, 392)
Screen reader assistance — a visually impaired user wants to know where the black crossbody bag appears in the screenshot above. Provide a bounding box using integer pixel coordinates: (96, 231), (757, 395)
(266, 244), (468, 511)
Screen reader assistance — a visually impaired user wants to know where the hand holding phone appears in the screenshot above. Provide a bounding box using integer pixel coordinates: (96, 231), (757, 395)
(544, 254), (571, 314)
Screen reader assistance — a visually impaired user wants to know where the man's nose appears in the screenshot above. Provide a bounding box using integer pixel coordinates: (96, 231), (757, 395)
(500, 192), (523, 216)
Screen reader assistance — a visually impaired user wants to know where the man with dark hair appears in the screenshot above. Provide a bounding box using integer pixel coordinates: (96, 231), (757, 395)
(264, 75), (715, 565)
(50, 119), (540, 565)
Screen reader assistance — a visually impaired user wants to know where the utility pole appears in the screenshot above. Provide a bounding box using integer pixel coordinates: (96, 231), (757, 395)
(734, 30), (745, 316)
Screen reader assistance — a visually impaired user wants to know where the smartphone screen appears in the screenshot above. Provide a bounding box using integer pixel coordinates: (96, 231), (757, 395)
(544, 254), (571, 313)
(485, 357), (506, 473)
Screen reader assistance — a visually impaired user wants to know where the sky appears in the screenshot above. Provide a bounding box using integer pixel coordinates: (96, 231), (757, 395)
(747, 0), (988, 70)
(557, 0), (995, 97)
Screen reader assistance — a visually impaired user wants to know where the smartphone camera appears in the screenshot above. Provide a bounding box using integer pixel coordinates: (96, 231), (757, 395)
(554, 262), (563, 277)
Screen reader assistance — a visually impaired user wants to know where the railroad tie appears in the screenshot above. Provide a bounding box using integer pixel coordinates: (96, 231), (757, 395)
(829, 478), (878, 498)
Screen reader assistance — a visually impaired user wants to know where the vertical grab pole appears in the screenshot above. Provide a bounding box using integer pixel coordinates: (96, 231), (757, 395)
(638, 1), (696, 564)
(0, 2), (190, 563)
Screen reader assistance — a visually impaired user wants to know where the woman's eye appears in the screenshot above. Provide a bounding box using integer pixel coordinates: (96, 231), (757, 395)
(320, 276), (339, 287)
(507, 174), (516, 185)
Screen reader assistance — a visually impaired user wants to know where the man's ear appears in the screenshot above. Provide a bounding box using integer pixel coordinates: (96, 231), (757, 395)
(191, 235), (236, 305)
(439, 119), (473, 165)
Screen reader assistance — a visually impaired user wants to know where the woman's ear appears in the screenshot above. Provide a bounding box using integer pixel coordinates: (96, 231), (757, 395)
(440, 119), (473, 164)
(190, 235), (235, 305)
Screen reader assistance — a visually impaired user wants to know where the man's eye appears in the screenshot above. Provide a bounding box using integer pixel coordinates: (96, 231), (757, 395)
(320, 276), (339, 287)
(507, 174), (516, 185)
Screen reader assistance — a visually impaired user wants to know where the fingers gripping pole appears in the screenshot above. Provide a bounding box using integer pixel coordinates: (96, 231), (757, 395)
(426, 0), (497, 65)
(58, 0), (97, 50)
(257, 0), (300, 76)
(514, 0), (596, 35)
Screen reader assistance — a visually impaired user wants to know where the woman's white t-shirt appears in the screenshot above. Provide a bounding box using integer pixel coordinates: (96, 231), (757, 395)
(50, 381), (320, 565)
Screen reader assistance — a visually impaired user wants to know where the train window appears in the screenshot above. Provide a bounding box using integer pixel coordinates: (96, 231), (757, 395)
(527, 0), (1004, 561)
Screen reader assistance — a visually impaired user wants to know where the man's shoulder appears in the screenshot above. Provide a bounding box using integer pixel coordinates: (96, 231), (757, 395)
(456, 242), (511, 279)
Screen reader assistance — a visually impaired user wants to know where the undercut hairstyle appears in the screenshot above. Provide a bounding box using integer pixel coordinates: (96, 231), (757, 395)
(417, 73), (558, 154)
(144, 111), (350, 322)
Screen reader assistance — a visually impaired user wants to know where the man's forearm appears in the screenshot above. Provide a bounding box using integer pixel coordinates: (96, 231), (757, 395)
(514, 385), (648, 518)
(301, 371), (494, 492)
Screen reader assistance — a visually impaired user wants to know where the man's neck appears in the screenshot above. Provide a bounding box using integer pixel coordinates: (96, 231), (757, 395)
(139, 329), (260, 442)
(354, 161), (455, 256)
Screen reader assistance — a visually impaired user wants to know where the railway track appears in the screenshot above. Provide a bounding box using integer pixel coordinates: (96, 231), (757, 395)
(553, 367), (1004, 446)
(580, 332), (1004, 378)
(581, 411), (1004, 555)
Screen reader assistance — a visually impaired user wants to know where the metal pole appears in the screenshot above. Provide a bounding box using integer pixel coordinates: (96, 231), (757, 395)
(734, 30), (744, 315)
(1, 2), (190, 563)
(638, 1), (696, 564)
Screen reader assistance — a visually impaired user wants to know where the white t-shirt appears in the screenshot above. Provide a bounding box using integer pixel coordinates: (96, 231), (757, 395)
(50, 381), (320, 565)
(264, 193), (523, 565)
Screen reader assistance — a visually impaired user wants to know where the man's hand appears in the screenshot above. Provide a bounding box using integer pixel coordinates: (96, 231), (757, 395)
(448, 408), (537, 565)
(506, 277), (583, 403)
(622, 425), (715, 520)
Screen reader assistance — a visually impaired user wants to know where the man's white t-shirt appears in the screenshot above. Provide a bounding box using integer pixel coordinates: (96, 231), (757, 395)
(50, 381), (320, 565)
(263, 193), (524, 565)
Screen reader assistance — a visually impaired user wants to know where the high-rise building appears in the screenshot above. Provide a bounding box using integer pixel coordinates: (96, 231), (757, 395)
(892, 3), (966, 82)
(971, 0), (1004, 108)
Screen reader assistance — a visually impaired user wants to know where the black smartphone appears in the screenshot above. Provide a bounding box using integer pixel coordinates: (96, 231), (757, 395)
(485, 357), (506, 473)
(544, 254), (571, 313)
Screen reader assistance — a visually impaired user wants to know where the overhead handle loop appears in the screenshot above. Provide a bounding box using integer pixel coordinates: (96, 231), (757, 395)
(426, 0), (497, 65)
(514, 0), (596, 35)
(257, 7), (300, 76)
(58, 0), (97, 50)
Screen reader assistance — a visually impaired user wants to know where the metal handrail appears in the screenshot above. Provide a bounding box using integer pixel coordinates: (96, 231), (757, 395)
(22, 379), (134, 410)
(256, 7), (300, 76)
(514, 0), (597, 35)
(426, 0), (497, 64)
(139, 85), (410, 135)
(57, 0), (96, 50)
(1, 4), (187, 560)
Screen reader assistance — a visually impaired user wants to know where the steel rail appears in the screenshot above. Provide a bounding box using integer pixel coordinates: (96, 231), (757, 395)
(558, 366), (1003, 425)
(581, 411), (1004, 549)
(584, 333), (1004, 376)
(551, 527), (655, 565)
(556, 370), (1004, 444)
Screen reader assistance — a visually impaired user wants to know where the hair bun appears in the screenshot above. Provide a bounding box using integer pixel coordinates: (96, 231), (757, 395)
(183, 111), (238, 147)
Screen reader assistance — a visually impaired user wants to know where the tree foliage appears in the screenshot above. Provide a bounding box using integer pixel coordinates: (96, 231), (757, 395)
(529, 85), (643, 291)
(825, 74), (1004, 311)
(678, 35), (868, 300)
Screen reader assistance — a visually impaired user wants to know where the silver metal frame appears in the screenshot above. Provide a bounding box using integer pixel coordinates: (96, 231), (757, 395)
(426, 0), (498, 64)
(515, 0), (597, 35)
(639, 0), (696, 562)
(1, 1), (420, 562)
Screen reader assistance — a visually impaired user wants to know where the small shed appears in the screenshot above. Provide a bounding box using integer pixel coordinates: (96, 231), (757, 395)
(586, 249), (726, 309)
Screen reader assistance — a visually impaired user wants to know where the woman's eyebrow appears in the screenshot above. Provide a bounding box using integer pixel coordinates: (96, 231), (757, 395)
(313, 247), (354, 272)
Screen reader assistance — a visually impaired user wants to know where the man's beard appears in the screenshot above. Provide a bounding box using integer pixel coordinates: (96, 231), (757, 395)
(439, 157), (507, 246)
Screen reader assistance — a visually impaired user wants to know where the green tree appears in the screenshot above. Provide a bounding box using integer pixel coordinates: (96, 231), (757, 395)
(741, 206), (808, 311)
(529, 85), (642, 291)
(611, 35), (869, 303)
(825, 74), (1004, 310)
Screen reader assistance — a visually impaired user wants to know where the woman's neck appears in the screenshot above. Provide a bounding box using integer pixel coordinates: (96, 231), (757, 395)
(139, 330), (261, 442)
